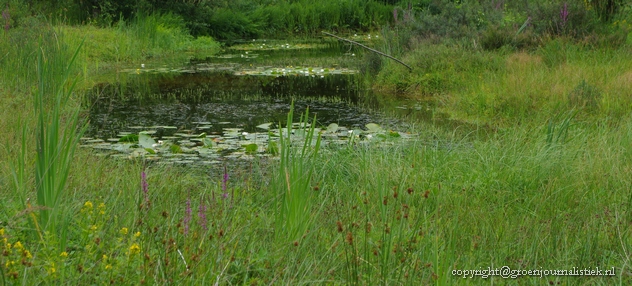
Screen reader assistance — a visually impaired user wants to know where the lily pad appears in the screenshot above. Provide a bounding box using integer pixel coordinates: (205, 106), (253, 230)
(119, 134), (139, 143)
(326, 123), (339, 133)
(170, 144), (183, 154)
(244, 143), (258, 154)
(139, 132), (156, 148)
(257, 123), (273, 130)
(365, 123), (383, 133)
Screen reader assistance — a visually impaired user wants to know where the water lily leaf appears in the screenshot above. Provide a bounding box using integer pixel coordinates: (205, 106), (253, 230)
(244, 143), (258, 154)
(257, 123), (273, 130)
(139, 132), (156, 148)
(389, 131), (401, 138)
(144, 148), (156, 154)
(326, 123), (339, 133)
(267, 141), (279, 155)
(365, 123), (383, 133)
(201, 138), (215, 147)
(119, 134), (139, 142)
(170, 144), (183, 154)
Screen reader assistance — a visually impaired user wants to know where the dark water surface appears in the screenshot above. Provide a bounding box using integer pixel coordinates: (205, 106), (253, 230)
(86, 39), (400, 140)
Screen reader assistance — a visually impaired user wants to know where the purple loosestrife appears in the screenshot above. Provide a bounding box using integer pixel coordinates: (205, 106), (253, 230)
(393, 8), (398, 24)
(141, 170), (150, 210)
(2, 7), (9, 32)
(404, 2), (411, 22)
(222, 166), (229, 199)
(560, 2), (569, 29)
(198, 197), (207, 231)
(184, 196), (192, 235)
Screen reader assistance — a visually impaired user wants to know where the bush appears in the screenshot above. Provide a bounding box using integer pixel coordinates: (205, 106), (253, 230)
(481, 25), (513, 50)
(568, 79), (601, 111)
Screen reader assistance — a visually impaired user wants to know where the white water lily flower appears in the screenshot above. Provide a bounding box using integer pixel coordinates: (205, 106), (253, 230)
(366, 134), (373, 139)
(141, 64), (145, 68)
(242, 132), (248, 136)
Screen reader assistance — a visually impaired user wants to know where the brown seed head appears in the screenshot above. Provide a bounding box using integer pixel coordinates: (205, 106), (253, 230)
(336, 221), (343, 233)
(345, 232), (353, 245)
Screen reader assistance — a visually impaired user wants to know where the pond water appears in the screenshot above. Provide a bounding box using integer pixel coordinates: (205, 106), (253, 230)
(82, 38), (419, 165)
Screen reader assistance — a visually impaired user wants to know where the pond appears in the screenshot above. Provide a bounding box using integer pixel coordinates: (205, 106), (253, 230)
(82, 37), (419, 166)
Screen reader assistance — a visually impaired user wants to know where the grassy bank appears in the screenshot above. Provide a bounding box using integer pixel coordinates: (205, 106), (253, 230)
(373, 40), (632, 125)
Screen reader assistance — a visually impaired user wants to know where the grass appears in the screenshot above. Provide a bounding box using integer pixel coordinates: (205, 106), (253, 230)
(2, 12), (632, 285)
(374, 37), (632, 125)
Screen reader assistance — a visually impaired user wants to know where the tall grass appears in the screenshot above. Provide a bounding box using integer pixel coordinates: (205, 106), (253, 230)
(273, 104), (323, 243)
(10, 37), (86, 248)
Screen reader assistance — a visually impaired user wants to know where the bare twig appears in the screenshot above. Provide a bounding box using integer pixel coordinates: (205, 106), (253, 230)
(322, 31), (412, 72)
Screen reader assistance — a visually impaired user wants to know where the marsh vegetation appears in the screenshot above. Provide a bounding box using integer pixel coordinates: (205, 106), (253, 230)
(2, 0), (632, 284)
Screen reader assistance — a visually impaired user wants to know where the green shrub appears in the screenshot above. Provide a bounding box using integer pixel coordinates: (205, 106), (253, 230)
(568, 79), (601, 111)
(481, 25), (513, 50)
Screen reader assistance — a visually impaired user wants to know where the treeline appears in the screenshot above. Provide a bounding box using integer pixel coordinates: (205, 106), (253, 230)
(1, 0), (629, 42)
(2, 0), (402, 40)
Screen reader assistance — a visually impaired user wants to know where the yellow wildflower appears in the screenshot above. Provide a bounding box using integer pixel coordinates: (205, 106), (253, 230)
(84, 201), (93, 209)
(128, 243), (141, 255)
(23, 250), (32, 259)
(98, 203), (106, 215)
(0, 228), (4, 236)
(134, 231), (141, 238)
(60, 251), (68, 258)
(6, 243), (11, 249)
(5, 260), (15, 268)
(102, 254), (108, 261)
(120, 227), (128, 235)
(90, 225), (97, 231)
(105, 264), (112, 270)
(14, 241), (23, 250)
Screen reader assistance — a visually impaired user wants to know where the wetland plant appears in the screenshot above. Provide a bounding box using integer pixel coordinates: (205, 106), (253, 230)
(11, 39), (85, 247)
(274, 103), (322, 243)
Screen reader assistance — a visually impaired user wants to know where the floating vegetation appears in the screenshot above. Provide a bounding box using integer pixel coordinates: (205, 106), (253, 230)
(80, 123), (414, 165)
(229, 40), (330, 51)
(236, 66), (356, 77)
(120, 63), (357, 77)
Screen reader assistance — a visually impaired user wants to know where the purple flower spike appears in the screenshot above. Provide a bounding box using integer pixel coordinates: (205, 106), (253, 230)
(198, 198), (207, 231)
(560, 3), (569, 28)
(222, 166), (229, 198)
(2, 7), (10, 32)
(393, 8), (398, 24)
(141, 170), (150, 210)
(184, 197), (192, 235)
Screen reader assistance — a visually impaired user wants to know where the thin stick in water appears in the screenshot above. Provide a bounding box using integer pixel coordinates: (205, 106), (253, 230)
(322, 31), (412, 71)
